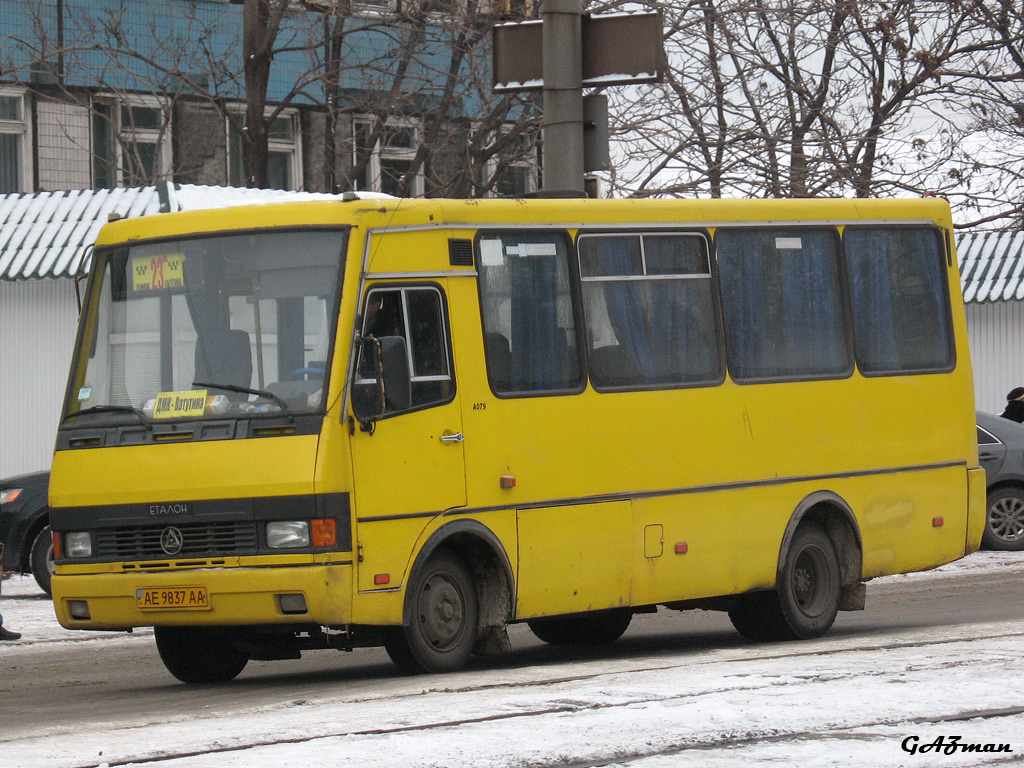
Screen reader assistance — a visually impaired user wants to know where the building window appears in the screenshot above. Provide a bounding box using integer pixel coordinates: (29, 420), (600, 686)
(228, 110), (302, 190)
(354, 118), (422, 197)
(482, 128), (538, 197)
(92, 97), (171, 188)
(0, 88), (30, 193)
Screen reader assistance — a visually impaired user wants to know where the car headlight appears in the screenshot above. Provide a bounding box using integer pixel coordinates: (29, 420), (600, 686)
(0, 488), (22, 505)
(64, 532), (93, 558)
(266, 521), (310, 549)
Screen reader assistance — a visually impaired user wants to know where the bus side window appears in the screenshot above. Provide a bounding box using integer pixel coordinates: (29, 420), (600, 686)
(844, 227), (954, 375)
(716, 228), (851, 382)
(358, 285), (455, 414)
(477, 232), (583, 396)
(578, 232), (723, 390)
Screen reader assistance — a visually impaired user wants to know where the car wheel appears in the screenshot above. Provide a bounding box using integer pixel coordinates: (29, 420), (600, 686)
(983, 487), (1024, 551)
(30, 524), (55, 596)
(527, 609), (632, 646)
(383, 550), (478, 674)
(729, 522), (840, 642)
(154, 626), (250, 684)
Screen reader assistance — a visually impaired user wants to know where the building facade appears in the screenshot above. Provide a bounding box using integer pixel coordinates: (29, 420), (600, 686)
(0, 0), (539, 199)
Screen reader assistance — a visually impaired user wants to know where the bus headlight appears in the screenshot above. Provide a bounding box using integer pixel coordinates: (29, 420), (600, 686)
(65, 532), (93, 558)
(267, 521), (310, 549)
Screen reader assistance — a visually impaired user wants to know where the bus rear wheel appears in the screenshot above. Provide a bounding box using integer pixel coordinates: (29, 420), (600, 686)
(384, 551), (478, 674)
(729, 522), (840, 642)
(154, 626), (250, 684)
(527, 609), (632, 646)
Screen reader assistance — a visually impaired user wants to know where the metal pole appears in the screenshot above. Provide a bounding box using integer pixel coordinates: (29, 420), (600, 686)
(541, 0), (584, 193)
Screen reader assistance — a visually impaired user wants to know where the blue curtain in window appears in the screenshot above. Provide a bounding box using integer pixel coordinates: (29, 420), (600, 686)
(845, 230), (897, 371)
(593, 238), (653, 376)
(778, 231), (848, 375)
(509, 253), (570, 389)
(717, 231), (768, 379)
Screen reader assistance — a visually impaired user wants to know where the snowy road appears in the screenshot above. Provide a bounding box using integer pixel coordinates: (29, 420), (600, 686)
(2, 553), (1024, 768)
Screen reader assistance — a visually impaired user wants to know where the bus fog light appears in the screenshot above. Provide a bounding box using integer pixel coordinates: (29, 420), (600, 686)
(65, 532), (92, 558)
(267, 521), (310, 549)
(278, 594), (308, 614)
(68, 600), (91, 620)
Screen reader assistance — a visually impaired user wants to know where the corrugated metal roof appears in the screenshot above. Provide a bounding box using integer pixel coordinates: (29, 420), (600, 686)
(0, 185), (350, 281)
(957, 230), (1024, 304)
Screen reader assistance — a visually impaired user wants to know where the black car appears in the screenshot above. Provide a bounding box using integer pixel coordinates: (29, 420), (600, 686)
(978, 411), (1024, 551)
(0, 470), (53, 594)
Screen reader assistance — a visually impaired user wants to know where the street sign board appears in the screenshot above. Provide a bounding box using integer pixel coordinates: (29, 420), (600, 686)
(493, 12), (664, 92)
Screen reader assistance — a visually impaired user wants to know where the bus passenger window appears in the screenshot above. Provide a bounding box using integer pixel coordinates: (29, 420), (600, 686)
(716, 228), (851, 382)
(358, 285), (454, 412)
(578, 233), (723, 389)
(477, 232), (583, 395)
(844, 227), (953, 375)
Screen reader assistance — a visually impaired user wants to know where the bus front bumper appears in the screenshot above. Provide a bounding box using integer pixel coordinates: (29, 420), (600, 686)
(50, 563), (353, 631)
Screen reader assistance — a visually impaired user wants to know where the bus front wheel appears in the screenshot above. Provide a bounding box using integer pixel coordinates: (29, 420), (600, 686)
(729, 522), (840, 642)
(154, 626), (250, 684)
(527, 609), (632, 646)
(384, 551), (479, 674)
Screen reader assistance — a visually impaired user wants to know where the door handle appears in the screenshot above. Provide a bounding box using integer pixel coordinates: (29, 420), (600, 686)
(440, 432), (465, 443)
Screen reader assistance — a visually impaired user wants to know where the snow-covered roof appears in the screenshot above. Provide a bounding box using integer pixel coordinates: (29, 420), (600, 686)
(0, 184), (374, 281)
(957, 229), (1024, 304)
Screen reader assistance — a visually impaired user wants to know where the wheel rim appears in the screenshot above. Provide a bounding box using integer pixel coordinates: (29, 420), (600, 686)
(989, 496), (1024, 542)
(791, 544), (833, 618)
(416, 571), (466, 652)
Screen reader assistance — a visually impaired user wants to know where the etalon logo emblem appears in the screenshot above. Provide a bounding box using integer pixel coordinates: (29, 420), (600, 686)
(160, 526), (184, 555)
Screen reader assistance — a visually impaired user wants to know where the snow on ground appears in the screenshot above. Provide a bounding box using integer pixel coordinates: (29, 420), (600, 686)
(3, 552), (1024, 768)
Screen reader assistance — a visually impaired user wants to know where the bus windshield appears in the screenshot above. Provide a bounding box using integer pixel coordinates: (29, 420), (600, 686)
(64, 228), (347, 425)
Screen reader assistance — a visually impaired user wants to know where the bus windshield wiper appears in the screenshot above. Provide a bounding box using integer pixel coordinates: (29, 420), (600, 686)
(192, 381), (292, 415)
(66, 404), (150, 426)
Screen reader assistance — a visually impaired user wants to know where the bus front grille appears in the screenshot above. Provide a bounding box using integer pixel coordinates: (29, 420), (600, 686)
(95, 521), (259, 559)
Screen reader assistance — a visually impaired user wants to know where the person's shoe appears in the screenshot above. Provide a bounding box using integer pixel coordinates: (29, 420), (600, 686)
(0, 627), (21, 641)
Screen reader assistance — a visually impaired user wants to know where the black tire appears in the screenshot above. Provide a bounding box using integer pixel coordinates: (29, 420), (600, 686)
(154, 626), (250, 684)
(384, 551), (478, 675)
(729, 522), (841, 642)
(982, 487), (1024, 551)
(30, 524), (54, 596)
(527, 609), (632, 646)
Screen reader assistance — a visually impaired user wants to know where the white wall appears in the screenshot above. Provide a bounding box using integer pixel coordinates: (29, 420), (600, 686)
(965, 300), (1024, 416)
(0, 278), (79, 478)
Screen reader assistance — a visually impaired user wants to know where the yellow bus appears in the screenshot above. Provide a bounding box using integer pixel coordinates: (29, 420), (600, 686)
(49, 195), (985, 683)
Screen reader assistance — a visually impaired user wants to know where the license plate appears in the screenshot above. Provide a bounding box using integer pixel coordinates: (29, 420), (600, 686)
(136, 586), (210, 610)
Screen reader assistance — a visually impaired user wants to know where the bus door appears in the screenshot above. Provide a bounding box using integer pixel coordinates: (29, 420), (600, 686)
(349, 282), (466, 593)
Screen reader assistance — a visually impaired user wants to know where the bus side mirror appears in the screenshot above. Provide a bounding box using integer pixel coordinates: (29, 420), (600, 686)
(352, 336), (412, 426)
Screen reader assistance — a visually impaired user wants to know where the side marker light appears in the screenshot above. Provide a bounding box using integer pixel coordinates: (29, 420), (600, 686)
(675, 542), (688, 555)
(932, 517), (944, 527)
(500, 475), (516, 489)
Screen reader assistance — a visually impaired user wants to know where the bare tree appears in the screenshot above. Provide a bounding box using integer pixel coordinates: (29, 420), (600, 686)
(601, 0), (1023, 226)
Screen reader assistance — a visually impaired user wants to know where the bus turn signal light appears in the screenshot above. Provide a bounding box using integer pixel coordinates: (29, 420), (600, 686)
(311, 518), (337, 548)
(374, 573), (390, 585)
